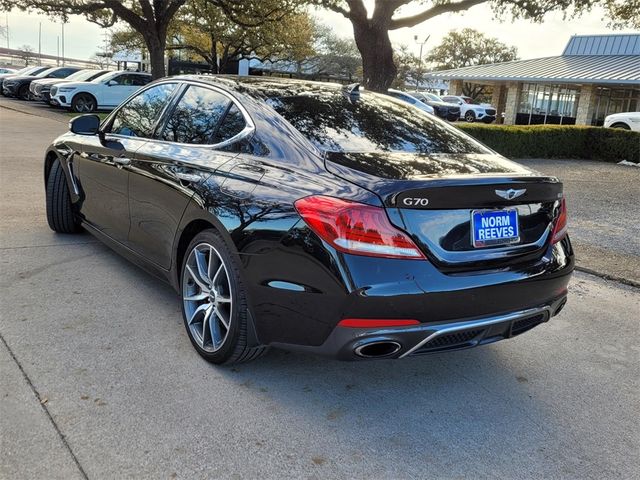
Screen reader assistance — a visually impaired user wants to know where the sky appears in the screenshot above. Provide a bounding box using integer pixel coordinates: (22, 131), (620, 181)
(2, 3), (636, 63)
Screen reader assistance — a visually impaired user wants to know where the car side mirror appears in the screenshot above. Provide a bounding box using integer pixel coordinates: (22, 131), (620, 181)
(106, 80), (115, 86)
(69, 114), (101, 135)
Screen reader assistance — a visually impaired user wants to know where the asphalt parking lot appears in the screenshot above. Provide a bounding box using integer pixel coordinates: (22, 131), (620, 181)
(1, 99), (639, 479)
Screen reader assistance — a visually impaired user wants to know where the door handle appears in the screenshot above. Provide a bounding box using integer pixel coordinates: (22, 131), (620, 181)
(175, 172), (203, 183)
(114, 156), (131, 166)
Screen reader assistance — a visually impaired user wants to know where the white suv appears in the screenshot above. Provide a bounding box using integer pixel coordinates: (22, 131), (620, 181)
(441, 95), (496, 123)
(603, 112), (640, 132)
(49, 71), (152, 113)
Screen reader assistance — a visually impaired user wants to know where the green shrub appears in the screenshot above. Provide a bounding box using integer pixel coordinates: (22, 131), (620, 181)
(456, 124), (640, 163)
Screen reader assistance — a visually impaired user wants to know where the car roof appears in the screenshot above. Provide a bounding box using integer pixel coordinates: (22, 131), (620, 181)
(171, 74), (347, 99)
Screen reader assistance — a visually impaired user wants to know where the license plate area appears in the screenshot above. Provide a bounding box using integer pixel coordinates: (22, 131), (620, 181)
(471, 209), (519, 248)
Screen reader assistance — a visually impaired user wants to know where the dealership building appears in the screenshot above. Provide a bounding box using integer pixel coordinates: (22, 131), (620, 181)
(427, 33), (640, 126)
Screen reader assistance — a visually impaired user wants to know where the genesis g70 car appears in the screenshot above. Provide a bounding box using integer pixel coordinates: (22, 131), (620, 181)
(44, 76), (573, 364)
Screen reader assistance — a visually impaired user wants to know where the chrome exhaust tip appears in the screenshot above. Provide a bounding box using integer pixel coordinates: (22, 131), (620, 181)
(354, 341), (401, 358)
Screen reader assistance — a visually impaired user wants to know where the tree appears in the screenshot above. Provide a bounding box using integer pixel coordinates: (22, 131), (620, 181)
(427, 28), (518, 98)
(17, 44), (35, 65)
(312, 0), (633, 92)
(291, 22), (361, 80)
(391, 44), (420, 89)
(1, 1), (189, 79)
(170, 0), (314, 73)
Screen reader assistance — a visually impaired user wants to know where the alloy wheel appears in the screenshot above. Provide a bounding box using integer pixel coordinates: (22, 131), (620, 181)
(182, 243), (233, 352)
(75, 96), (94, 113)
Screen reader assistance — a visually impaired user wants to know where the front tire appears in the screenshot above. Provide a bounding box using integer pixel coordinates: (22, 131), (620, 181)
(464, 111), (476, 122)
(45, 160), (81, 233)
(180, 229), (267, 364)
(71, 93), (97, 113)
(17, 85), (29, 100)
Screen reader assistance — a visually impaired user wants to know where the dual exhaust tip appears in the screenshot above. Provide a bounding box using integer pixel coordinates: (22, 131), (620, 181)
(354, 340), (401, 358)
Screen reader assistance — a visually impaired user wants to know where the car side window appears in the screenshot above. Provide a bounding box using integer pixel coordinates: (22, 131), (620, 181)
(108, 74), (126, 85)
(212, 104), (246, 144)
(160, 85), (231, 144)
(131, 75), (151, 86)
(109, 83), (178, 138)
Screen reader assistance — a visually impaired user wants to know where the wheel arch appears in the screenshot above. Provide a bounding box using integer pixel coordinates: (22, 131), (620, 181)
(610, 122), (631, 130)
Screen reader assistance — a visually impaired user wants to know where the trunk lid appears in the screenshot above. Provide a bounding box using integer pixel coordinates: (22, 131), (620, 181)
(325, 152), (563, 268)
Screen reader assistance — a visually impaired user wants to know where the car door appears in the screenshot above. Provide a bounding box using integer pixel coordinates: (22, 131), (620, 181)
(103, 73), (148, 107)
(128, 83), (249, 269)
(74, 82), (179, 243)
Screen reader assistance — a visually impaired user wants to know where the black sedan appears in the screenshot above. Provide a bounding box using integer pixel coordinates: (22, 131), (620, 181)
(44, 76), (573, 364)
(3, 66), (81, 99)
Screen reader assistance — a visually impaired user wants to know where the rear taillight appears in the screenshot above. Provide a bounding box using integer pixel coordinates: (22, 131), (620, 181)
(294, 195), (425, 260)
(551, 198), (568, 244)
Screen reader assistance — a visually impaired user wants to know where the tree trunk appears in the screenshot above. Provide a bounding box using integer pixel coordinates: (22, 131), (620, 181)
(145, 34), (167, 79)
(351, 20), (397, 92)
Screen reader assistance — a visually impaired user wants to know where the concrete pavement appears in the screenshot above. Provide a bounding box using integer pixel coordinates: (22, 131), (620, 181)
(1, 102), (639, 479)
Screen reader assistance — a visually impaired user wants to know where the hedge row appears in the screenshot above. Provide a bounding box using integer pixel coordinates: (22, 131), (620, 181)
(456, 124), (640, 163)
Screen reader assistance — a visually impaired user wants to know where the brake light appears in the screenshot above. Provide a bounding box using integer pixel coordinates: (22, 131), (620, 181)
(551, 198), (568, 244)
(338, 318), (420, 328)
(294, 195), (425, 259)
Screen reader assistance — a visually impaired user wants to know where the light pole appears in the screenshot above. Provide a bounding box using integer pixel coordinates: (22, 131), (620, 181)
(414, 34), (430, 90)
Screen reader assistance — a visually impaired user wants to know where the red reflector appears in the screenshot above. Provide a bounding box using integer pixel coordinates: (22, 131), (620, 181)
(338, 318), (420, 328)
(294, 195), (425, 260)
(551, 198), (568, 244)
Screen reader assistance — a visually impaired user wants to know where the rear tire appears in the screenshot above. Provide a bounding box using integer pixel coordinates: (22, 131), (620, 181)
(180, 229), (267, 365)
(46, 160), (81, 233)
(71, 93), (97, 113)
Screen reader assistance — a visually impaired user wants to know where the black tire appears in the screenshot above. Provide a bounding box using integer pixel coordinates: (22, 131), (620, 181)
(180, 229), (267, 364)
(17, 84), (29, 100)
(45, 160), (81, 234)
(464, 111), (476, 122)
(71, 93), (97, 113)
(610, 122), (631, 130)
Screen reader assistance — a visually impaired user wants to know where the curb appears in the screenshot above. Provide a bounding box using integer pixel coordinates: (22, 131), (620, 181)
(575, 266), (640, 289)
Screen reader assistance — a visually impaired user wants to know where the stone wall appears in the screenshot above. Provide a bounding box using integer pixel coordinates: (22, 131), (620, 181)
(575, 85), (597, 125)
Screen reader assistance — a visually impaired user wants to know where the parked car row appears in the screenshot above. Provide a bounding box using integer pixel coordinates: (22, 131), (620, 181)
(1, 66), (152, 113)
(386, 89), (496, 123)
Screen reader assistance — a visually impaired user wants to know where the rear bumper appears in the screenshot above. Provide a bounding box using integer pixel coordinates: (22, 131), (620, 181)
(276, 298), (567, 360)
(246, 230), (574, 357)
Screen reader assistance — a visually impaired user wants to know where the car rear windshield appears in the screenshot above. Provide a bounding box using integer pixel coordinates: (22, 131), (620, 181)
(266, 91), (488, 154)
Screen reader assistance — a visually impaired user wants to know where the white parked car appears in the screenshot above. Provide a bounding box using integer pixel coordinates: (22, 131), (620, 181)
(0, 67), (17, 74)
(387, 89), (435, 114)
(49, 71), (152, 113)
(603, 112), (640, 132)
(441, 95), (497, 123)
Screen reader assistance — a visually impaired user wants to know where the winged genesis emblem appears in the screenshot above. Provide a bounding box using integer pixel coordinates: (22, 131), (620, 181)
(495, 188), (527, 200)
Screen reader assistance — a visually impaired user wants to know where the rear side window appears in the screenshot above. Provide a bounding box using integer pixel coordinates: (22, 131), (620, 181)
(212, 104), (246, 144)
(109, 83), (177, 138)
(161, 86), (231, 144)
(267, 92), (488, 154)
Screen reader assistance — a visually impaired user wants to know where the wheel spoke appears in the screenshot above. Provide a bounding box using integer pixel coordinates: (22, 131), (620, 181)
(207, 246), (219, 281)
(184, 291), (208, 302)
(214, 308), (230, 330)
(212, 264), (224, 286)
(186, 264), (209, 293)
(195, 249), (211, 285)
(216, 295), (231, 304)
(188, 302), (210, 326)
(201, 305), (213, 346)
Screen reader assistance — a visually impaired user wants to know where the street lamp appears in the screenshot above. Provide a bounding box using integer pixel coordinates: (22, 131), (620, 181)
(414, 34), (430, 90)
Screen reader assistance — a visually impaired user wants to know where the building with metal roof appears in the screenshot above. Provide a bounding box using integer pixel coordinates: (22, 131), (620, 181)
(427, 34), (640, 126)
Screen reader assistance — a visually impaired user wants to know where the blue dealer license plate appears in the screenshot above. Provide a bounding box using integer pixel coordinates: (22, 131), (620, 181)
(471, 209), (519, 248)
